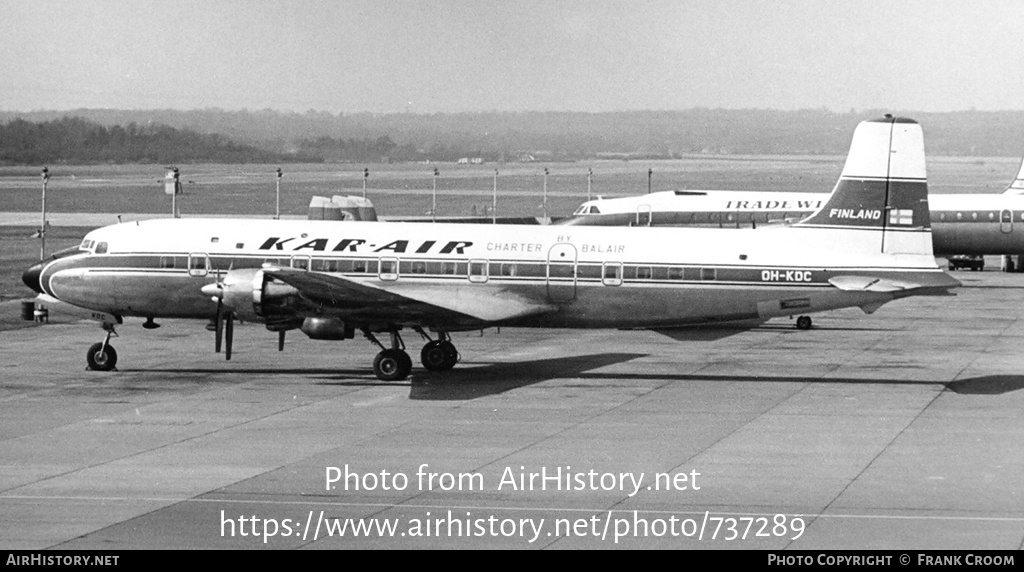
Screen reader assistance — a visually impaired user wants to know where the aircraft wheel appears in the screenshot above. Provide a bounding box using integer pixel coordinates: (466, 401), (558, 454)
(373, 349), (411, 381)
(86, 343), (118, 371)
(795, 316), (812, 330)
(438, 340), (459, 370)
(421, 341), (449, 371)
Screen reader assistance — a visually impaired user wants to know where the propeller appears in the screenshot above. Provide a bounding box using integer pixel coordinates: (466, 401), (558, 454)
(201, 280), (234, 360)
(224, 311), (234, 360)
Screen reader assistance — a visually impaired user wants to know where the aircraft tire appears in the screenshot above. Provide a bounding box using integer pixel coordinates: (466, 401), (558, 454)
(86, 343), (118, 371)
(438, 340), (459, 370)
(373, 349), (410, 382)
(421, 341), (448, 371)
(795, 316), (812, 330)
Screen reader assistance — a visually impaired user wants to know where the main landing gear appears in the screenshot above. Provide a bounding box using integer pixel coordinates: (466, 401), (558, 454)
(363, 327), (460, 381)
(795, 316), (813, 330)
(86, 323), (118, 371)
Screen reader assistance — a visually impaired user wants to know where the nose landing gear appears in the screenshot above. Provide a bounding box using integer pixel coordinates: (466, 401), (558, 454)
(86, 324), (119, 371)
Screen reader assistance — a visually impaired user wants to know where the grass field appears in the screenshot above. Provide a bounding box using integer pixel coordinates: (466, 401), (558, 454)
(1, 156), (1016, 220)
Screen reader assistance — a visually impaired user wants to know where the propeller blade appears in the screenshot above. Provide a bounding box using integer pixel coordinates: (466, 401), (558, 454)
(214, 300), (223, 353)
(225, 312), (234, 361)
(278, 330), (285, 351)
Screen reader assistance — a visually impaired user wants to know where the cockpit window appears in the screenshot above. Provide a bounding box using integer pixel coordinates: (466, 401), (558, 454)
(80, 239), (94, 251)
(573, 206), (587, 215)
(589, 206), (600, 214)
(94, 242), (108, 254)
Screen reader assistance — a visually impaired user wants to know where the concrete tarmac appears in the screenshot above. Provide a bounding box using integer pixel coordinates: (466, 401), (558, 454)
(1, 268), (1023, 550)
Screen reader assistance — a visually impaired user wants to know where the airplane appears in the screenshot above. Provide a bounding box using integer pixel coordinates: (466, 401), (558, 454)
(559, 151), (1024, 262)
(23, 115), (960, 381)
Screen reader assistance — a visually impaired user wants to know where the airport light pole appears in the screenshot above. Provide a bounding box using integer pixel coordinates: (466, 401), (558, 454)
(431, 167), (438, 222)
(647, 167), (653, 194)
(39, 167), (48, 260)
(165, 167), (180, 218)
(542, 168), (549, 221)
(587, 167), (593, 201)
(275, 168), (282, 219)
(362, 168), (369, 199)
(492, 169), (498, 224)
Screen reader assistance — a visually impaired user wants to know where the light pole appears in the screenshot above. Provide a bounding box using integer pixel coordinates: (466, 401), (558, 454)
(362, 168), (368, 199)
(39, 167), (48, 260)
(587, 167), (593, 201)
(431, 167), (439, 222)
(492, 169), (498, 224)
(542, 168), (549, 221)
(165, 167), (180, 218)
(275, 167), (282, 219)
(647, 167), (653, 194)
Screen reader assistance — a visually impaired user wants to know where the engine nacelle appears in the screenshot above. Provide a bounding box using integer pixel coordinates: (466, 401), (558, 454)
(215, 268), (302, 322)
(301, 317), (355, 340)
(218, 268), (263, 322)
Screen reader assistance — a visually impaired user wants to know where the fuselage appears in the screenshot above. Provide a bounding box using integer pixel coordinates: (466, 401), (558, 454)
(26, 218), (956, 331)
(561, 190), (1024, 256)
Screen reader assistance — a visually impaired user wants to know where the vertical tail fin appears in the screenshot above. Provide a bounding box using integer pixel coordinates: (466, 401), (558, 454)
(1003, 155), (1024, 194)
(795, 115), (931, 255)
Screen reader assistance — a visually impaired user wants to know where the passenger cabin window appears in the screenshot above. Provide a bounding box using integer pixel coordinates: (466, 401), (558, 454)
(468, 260), (488, 283)
(379, 258), (398, 281)
(188, 253), (208, 277)
(160, 256), (176, 269)
(635, 266), (652, 280)
(94, 242), (108, 254)
(602, 263), (622, 286)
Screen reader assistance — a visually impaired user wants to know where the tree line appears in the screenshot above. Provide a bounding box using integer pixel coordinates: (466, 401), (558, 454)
(0, 117), (323, 165)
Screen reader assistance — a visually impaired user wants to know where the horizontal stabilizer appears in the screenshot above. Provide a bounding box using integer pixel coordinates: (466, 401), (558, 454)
(828, 275), (921, 292)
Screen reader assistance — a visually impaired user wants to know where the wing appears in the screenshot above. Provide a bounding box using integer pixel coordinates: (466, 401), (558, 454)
(262, 266), (555, 326)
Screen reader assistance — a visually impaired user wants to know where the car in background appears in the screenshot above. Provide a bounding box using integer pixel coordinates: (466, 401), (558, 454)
(947, 254), (985, 271)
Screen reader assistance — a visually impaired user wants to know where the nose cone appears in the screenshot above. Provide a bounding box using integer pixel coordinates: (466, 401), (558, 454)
(22, 262), (44, 294)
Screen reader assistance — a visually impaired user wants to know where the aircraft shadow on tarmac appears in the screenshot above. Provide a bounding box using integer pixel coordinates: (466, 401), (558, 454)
(576, 372), (1024, 395)
(946, 375), (1024, 395)
(405, 352), (648, 400)
(121, 362), (1024, 397)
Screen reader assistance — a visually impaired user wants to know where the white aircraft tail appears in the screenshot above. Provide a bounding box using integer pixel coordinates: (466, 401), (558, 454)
(795, 115), (932, 256)
(1003, 155), (1024, 194)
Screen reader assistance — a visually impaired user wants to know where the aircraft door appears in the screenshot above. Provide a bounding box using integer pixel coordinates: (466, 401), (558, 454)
(1000, 209), (1013, 234)
(635, 205), (652, 226)
(546, 243), (577, 303)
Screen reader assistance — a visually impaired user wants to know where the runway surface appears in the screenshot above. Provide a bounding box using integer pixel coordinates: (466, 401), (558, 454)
(1, 268), (1023, 550)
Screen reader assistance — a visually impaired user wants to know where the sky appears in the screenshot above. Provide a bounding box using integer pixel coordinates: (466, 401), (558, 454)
(2, 0), (1023, 114)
